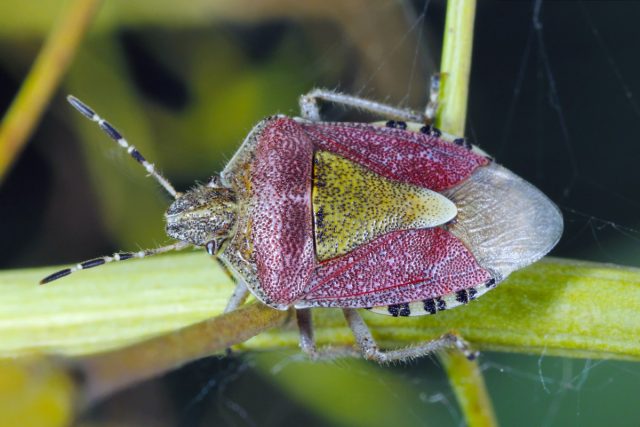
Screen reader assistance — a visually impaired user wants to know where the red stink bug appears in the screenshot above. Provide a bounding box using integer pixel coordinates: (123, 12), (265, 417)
(42, 87), (563, 363)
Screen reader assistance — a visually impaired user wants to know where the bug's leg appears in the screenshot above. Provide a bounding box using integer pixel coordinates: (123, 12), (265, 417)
(224, 281), (249, 313)
(211, 256), (249, 313)
(295, 309), (361, 361)
(296, 309), (319, 359)
(212, 259), (248, 356)
(299, 89), (425, 123)
(221, 281), (249, 357)
(342, 308), (477, 363)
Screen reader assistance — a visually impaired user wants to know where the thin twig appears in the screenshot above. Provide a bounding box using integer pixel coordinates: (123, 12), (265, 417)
(433, 1), (497, 426)
(0, 0), (102, 182)
(439, 349), (497, 427)
(436, 0), (476, 137)
(78, 301), (290, 405)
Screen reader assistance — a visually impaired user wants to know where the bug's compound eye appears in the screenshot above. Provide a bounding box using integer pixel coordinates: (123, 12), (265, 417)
(206, 240), (217, 255)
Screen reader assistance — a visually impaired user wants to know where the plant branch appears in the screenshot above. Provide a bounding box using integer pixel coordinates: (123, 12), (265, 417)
(2, 253), (640, 412)
(78, 301), (289, 404)
(433, 1), (493, 425)
(435, 0), (476, 136)
(3, 255), (639, 360)
(439, 350), (497, 427)
(0, 0), (101, 182)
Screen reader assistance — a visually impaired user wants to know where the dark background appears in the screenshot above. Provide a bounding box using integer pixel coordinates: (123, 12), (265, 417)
(1, 1), (639, 425)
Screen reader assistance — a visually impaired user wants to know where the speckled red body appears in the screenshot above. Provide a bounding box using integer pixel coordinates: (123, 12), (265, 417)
(217, 116), (519, 311)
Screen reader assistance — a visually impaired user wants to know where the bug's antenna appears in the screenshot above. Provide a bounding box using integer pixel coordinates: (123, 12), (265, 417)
(67, 95), (179, 198)
(40, 241), (190, 285)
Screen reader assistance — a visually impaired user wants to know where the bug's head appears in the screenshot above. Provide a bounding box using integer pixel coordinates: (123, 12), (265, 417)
(41, 97), (242, 286)
(165, 177), (237, 254)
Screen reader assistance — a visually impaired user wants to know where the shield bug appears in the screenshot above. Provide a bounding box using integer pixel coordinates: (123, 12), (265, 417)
(42, 88), (563, 363)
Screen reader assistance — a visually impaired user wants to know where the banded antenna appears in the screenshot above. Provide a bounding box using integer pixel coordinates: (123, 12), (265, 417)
(40, 242), (190, 284)
(67, 96), (179, 198)
(41, 96), (188, 284)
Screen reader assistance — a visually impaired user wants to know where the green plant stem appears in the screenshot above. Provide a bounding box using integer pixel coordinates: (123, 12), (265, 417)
(434, 0), (490, 425)
(0, 253), (640, 361)
(0, 0), (102, 182)
(3, 255), (640, 360)
(79, 302), (289, 404)
(436, 0), (476, 136)
(439, 350), (497, 427)
(2, 253), (640, 408)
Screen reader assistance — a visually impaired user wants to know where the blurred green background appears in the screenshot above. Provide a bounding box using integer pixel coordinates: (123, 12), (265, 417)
(1, 0), (639, 425)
